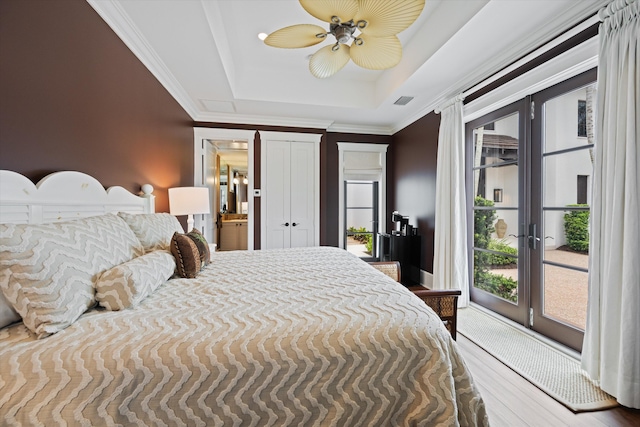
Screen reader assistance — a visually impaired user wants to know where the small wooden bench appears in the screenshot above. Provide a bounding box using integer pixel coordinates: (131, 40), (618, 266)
(369, 261), (461, 340)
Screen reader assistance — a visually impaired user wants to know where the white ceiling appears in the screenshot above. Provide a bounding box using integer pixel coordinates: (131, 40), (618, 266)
(88, 0), (605, 135)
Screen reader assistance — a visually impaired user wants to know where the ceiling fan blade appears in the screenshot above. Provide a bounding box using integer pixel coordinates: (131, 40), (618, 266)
(264, 24), (327, 48)
(299, 0), (358, 24)
(350, 35), (402, 70)
(309, 44), (351, 79)
(355, 0), (425, 37)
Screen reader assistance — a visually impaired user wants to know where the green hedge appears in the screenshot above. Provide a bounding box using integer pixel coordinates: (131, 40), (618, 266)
(474, 270), (518, 302)
(487, 239), (518, 266)
(564, 205), (589, 253)
(473, 197), (518, 301)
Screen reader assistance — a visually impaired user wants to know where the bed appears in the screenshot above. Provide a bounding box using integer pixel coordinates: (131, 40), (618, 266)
(0, 171), (488, 426)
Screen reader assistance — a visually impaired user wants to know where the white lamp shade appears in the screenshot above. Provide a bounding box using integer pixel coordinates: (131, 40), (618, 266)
(168, 187), (210, 216)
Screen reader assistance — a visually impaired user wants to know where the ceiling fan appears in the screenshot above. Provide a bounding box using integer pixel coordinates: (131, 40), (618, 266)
(264, 0), (425, 79)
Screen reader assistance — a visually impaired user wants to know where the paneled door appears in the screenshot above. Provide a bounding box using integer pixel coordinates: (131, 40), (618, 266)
(467, 69), (596, 351)
(260, 131), (320, 250)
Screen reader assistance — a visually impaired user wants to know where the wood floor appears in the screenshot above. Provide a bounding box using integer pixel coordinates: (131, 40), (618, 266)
(456, 334), (640, 427)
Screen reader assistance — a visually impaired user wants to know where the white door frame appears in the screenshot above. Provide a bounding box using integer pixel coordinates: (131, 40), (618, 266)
(259, 131), (321, 248)
(193, 127), (256, 249)
(337, 142), (388, 249)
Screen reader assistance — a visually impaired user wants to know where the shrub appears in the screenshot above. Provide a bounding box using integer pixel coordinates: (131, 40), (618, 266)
(348, 226), (373, 254)
(564, 205), (589, 253)
(473, 197), (518, 301)
(487, 239), (518, 266)
(474, 270), (518, 302)
(473, 197), (496, 272)
(474, 197), (496, 250)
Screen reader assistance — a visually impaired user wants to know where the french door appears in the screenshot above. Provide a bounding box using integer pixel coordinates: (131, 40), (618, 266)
(467, 69), (597, 351)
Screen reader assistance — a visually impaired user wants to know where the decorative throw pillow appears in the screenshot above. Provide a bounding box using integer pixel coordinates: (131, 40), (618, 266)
(95, 250), (176, 310)
(0, 214), (144, 338)
(170, 229), (210, 278)
(187, 228), (211, 265)
(118, 212), (184, 253)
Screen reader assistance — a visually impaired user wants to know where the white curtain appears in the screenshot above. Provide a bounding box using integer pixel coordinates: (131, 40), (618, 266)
(433, 96), (469, 307)
(582, 0), (640, 409)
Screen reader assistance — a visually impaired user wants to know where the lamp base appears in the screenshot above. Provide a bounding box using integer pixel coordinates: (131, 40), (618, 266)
(187, 214), (194, 232)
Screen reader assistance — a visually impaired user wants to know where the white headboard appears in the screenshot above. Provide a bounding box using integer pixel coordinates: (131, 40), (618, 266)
(0, 171), (155, 224)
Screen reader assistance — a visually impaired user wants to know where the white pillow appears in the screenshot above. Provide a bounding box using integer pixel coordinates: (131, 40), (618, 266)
(118, 212), (184, 253)
(95, 250), (176, 310)
(0, 214), (144, 338)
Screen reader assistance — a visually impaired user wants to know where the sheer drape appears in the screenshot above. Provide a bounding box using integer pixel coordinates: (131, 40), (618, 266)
(433, 97), (469, 307)
(581, 0), (640, 409)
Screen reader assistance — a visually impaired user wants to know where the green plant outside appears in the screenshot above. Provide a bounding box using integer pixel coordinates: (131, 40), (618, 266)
(564, 204), (589, 253)
(473, 196), (518, 302)
(348, 226), (373, 254)
(487, 239), (518, 266)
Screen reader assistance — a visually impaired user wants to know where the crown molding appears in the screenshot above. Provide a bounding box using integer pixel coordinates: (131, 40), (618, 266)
(195, 111), (332, 130)
(87, 0), (199, 119)
(327, 123), (393, 136)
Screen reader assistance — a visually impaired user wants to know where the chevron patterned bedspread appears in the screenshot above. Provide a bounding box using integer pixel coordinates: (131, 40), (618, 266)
(0, 246), (488, 426)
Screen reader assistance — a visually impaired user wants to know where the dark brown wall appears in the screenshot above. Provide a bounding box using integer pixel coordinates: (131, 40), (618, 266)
(390, 112), (441, 273)
(0, 0), (194, 213)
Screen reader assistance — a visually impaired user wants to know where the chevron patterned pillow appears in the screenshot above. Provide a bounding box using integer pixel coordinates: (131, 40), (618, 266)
(118, 212), (184, 253)
(0, 214), (144, 338)
(95, 250), (176, 310)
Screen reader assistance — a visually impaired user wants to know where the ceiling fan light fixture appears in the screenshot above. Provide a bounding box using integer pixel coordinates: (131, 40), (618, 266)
(333, 24), (354, 44)
(267, 0), (425, 77)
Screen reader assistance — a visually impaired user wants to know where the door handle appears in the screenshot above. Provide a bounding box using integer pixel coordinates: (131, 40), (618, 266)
(292, 222), (298, 227)
(282, 222), (289, 227)
(528, 224), (541, 250)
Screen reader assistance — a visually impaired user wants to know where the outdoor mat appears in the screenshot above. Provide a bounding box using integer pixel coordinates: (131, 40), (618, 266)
(458, 306), (618, 412)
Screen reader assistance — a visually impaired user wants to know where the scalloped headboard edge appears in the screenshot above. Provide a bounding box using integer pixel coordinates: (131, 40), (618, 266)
(0, 170), (155, 224)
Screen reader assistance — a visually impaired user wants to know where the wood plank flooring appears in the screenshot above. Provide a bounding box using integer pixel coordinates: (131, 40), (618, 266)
(456, 334), (640, 427)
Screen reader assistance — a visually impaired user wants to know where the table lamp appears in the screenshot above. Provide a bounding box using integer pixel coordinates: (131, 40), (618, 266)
(168, 187), (210, 231)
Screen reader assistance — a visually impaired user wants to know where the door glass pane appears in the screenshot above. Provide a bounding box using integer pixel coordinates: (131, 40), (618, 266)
(345, 181), (377, 258)
(543, 264), (588, 329)
(541, 84), (594, 331)
(544, 149), (593, 207)
(472, 113), (520, 303)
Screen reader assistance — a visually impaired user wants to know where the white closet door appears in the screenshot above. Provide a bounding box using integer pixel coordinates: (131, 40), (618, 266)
(289, 142), (315, 248)
(264, 140), (291, 249)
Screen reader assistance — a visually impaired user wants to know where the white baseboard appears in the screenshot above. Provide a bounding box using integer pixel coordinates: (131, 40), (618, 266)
(420, 270), (434, 288)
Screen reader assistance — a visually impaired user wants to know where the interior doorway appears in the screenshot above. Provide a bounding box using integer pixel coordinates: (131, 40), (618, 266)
(193, 128), (255, 251)
(214, 140), (249, 251)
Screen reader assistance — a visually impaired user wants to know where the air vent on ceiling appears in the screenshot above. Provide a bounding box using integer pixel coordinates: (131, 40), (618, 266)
(394, 96), (414, 106)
